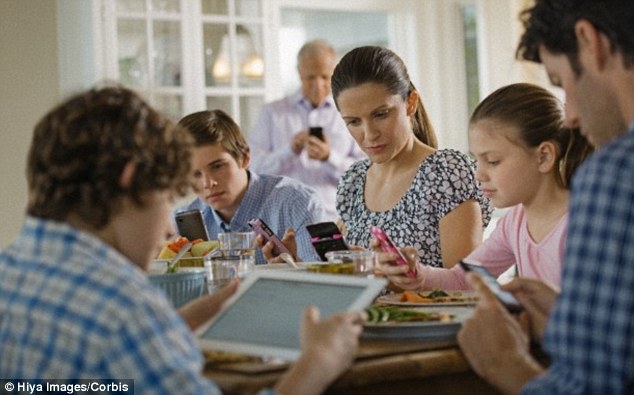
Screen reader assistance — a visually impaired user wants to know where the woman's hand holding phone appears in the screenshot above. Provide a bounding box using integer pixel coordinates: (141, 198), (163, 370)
(369, 226), (417, 278)
(372, 241), (426, 290)
(368, 226), (425, 289)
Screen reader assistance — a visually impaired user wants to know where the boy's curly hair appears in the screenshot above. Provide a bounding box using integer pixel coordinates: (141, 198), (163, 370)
(27, 86), (193, 229)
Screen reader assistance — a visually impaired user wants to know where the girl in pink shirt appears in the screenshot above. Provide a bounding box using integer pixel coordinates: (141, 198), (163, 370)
(378, 83), (592, 289)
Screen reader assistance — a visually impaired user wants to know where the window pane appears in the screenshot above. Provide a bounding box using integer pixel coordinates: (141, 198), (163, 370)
(462, 4), (480, 116)
(154, 94), (183, 121)
(203, 24), (231, 86)
(240, 95), (264, 135)
(117, 0), (146, 13)
(201, 0), (228, 15)
(237, 24), (264, 88)
(117, 20), (149, 88)
(152, 0), (180, 13)
(206, 96), (233, 118)
(236, 0), (261, 18)
(280, 8), (389, 95)
(153, 21), (182, 87)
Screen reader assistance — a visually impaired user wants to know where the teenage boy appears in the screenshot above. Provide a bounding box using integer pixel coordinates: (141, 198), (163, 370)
(176, 109), (326, 264)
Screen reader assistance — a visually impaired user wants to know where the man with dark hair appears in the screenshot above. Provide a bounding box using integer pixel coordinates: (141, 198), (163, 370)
(457, 1), (634, 394)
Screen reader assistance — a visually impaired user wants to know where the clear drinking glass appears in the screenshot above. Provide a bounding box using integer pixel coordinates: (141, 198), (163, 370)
(218, 231), (256, 257)
(325, 250), (376, 275)
(205, 255), (254, 293)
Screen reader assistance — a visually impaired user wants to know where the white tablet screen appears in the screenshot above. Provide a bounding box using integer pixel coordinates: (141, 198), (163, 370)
(197, 272), (385, 360)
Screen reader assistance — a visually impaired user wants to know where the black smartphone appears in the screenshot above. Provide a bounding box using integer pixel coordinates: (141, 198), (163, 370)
(306, 222), (349, 261)
(459, 261), (523, 313)
(248, 218), (292, 256)
(309, 126), (324, 141)
(175, 209), (209, 241)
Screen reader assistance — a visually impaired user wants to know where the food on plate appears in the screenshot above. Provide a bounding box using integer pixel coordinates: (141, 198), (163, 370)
(157, 236), (218, 259)
(399, 289), (478, 304)
(365, 305), (454, 324)
(203, 349), (261, 365)
(306, 262), (356, 274)
(190, 240), (219, 257)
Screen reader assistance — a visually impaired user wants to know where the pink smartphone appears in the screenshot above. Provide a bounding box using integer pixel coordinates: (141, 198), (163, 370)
(369, 226), (416, 278)
(248, 218), (292, 256)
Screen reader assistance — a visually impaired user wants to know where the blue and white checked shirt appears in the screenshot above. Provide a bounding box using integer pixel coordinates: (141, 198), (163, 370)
(523, 124), (634, 394)
(178, 171), (326, 263)
(0, 217), (280, 395)
(0, 217), (221, 394)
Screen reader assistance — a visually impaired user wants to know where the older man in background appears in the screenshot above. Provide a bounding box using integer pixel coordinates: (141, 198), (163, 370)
(249, 39), (365, 221)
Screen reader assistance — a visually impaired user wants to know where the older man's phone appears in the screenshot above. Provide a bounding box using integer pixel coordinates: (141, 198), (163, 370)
(308, 127), (324, 141)
(306, 222), (348, 261)
(369, 226), (416, 278)
(248, 218), (292, 256)
(175, 209), (209, 241)
(459, 261), (523, 313)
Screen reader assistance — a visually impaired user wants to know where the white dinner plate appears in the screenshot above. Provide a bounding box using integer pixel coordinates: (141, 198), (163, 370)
(376, 291), (479, 307)
(362, 306), (474, 341)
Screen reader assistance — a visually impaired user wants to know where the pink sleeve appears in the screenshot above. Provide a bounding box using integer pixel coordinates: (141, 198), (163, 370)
(467, 207), (519, 277)
(421, 206), (520, 290)
(420, 264), (470, 290)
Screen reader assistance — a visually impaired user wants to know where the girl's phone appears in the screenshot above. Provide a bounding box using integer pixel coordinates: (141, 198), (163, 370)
(306, 222), (349, 261)
(248, 218), (292, 256)
(459, 261), (523, 313)
(369, 226), (416, 278)
(175, 209), (209, 241)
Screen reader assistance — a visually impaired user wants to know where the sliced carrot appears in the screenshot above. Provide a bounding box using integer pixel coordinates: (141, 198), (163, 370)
(168, 236), (190, 252)
(400, 290), (434, 303)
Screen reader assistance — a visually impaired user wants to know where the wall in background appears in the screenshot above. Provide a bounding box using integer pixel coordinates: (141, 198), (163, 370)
(0, 0), (544, 248)
(0, 1), (60, 248)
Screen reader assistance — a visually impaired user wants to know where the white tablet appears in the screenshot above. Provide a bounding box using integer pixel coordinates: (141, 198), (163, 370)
(196, 271), (386, 361)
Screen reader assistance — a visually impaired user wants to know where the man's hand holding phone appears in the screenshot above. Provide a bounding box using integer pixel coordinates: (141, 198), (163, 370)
(306, 127), (330, 161)
(291, 131), (308, 154)
(502, 277), (559, 340)
(457, 272), (541, 393)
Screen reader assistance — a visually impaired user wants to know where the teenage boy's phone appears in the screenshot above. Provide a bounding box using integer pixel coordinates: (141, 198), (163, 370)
(306, 222), (348, 261)
(175, 209), (209, 241)
(369, 226), (416, 278)
(248, 218), (292, 256)
(308, 127), (324, 141)
(459, 261), (523, 313)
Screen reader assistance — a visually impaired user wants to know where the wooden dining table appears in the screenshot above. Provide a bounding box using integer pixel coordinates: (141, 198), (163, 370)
(204, 337), (501, 395)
